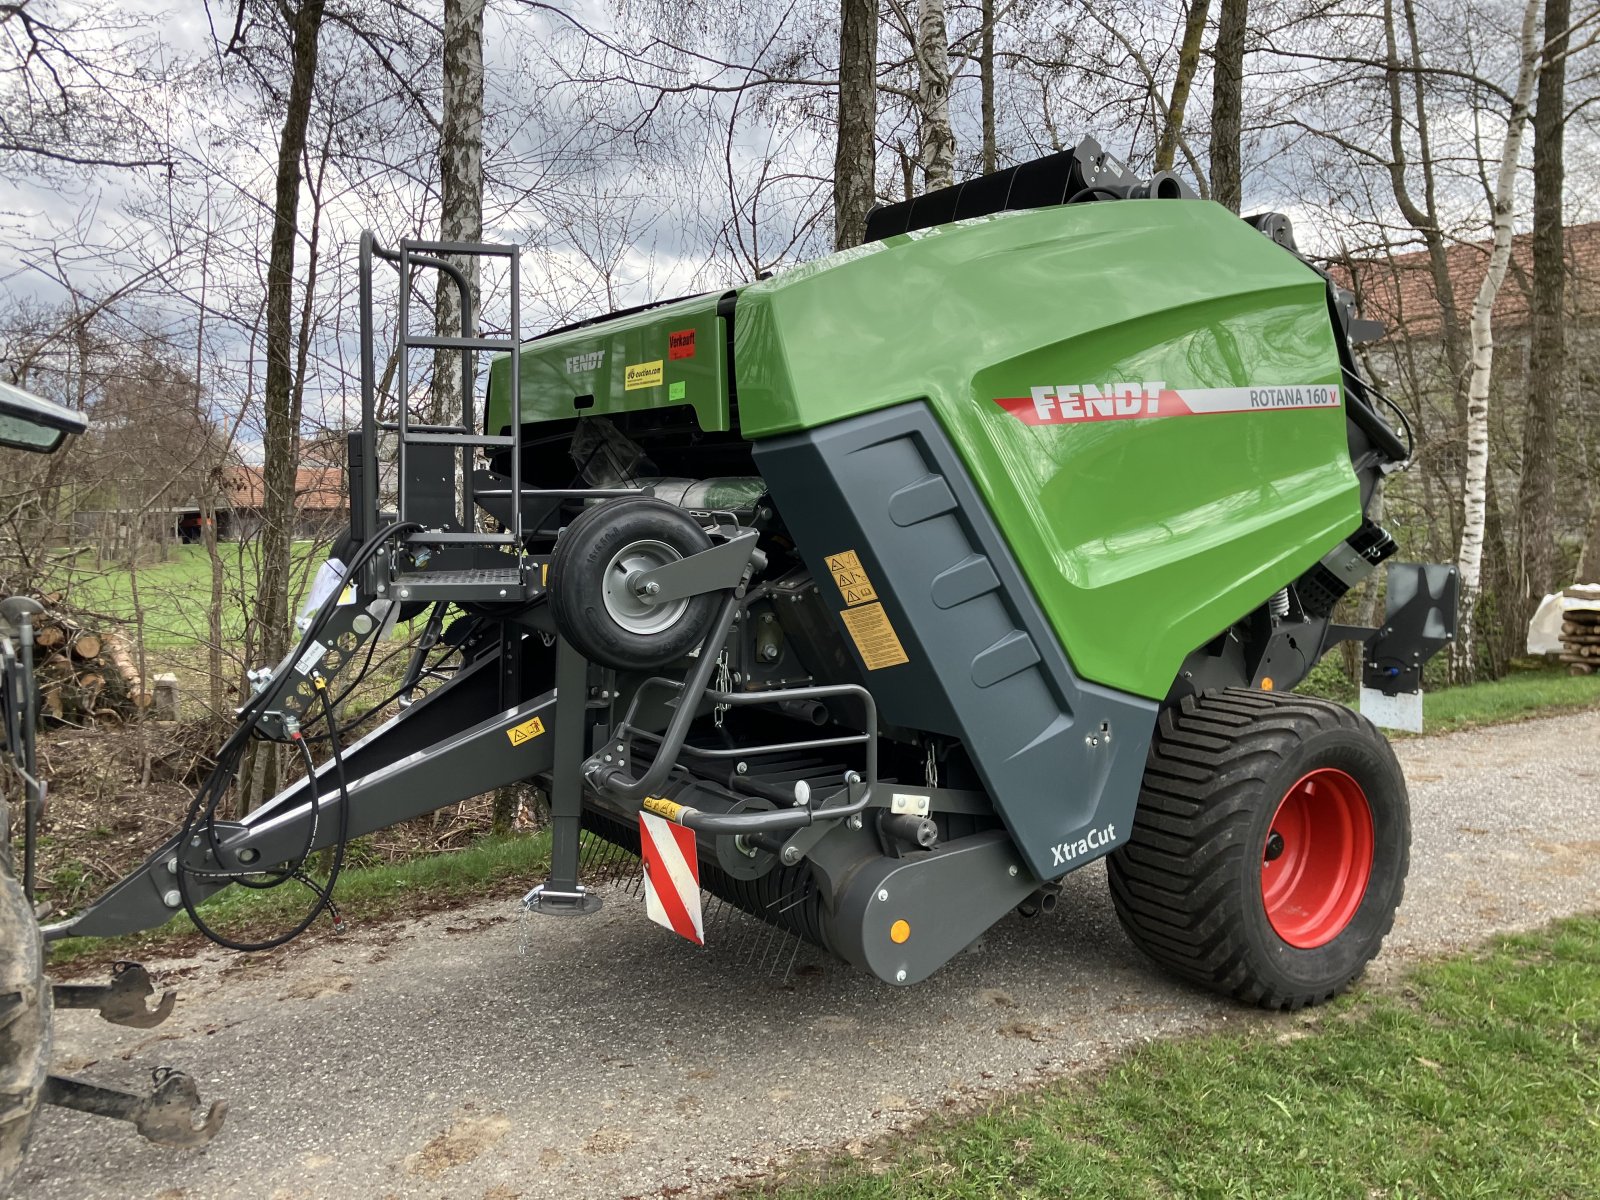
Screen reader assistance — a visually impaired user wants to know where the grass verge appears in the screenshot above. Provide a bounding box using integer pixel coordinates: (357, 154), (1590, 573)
(46, 830), (551, 970)
(752, 915), (1600, 1199)
(1297, 661), (1600, 736)
(1417, 668), (1600, 735)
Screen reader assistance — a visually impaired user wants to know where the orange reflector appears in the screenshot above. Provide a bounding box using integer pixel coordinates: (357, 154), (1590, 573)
(889, 919), (911, 944)
(1261, 677), (1274, 691)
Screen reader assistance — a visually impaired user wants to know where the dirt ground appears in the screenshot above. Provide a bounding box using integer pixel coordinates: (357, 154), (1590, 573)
(28, 717), (504, 917)
(15, 709), (1600, 1200)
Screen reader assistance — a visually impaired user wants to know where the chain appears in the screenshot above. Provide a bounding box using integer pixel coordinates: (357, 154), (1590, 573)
(713, 650), (731, 728)
(925, 739), (939, 789)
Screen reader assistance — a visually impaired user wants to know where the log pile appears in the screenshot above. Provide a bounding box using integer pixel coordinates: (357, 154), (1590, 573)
(31, 618), (146, 724)
(1558, 591), (1600, 677)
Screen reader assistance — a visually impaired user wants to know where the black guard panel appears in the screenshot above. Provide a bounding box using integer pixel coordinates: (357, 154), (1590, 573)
(752, 402), (1158, 882)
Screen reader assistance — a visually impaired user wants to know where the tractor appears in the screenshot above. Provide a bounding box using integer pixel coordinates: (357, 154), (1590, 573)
(1, 137), (1457, 1187)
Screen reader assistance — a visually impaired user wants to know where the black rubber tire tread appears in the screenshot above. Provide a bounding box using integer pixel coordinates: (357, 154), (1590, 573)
(1, 798), (51, 1194)
(549, 497), (718, 671)
(1107, 688), (1409, 1011)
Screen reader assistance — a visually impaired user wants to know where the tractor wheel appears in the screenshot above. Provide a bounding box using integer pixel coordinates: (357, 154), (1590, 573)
(550, 497), (719, 671)
(1107, 688), (1409, 1010)
(1, 801), (52, 1192)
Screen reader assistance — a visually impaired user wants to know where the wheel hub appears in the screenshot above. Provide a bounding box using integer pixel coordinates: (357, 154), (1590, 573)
(601, 539), (687, 635)
(1260, 767), (1375, 949)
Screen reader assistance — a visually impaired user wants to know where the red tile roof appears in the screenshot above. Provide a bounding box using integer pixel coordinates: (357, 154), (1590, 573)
(222, 465), (344, 511)
(1335, 220), (1600, 341)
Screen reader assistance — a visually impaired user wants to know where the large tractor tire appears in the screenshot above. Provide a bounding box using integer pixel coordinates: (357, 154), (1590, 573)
(1, 802), (51, 1193)
(1108, 689), (1409, 1010)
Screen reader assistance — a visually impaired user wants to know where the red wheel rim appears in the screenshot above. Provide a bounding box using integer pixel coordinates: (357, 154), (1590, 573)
(1260, 768), (1374, 949)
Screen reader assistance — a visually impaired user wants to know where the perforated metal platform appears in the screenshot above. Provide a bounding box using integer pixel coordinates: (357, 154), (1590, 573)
(390, 567), (532, 603)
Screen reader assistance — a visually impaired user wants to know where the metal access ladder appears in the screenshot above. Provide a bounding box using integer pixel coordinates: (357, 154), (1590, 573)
(357, 233), (530, 603)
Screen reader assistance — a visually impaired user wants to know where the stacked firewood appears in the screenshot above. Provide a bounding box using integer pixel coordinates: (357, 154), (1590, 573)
(31, 619), (144, 724)
(1559, 593), (1600, 677)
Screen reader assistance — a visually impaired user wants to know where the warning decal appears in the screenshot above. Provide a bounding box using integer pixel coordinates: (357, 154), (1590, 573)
(624, 359), (664, 390)
(668, 329), (696, 360)
(640, 811), (703, 944)
(825, 549), (879, 607)
(839, 602), (910, 670)
(642, 795), (685, 822)
(506, 715), (546, 746)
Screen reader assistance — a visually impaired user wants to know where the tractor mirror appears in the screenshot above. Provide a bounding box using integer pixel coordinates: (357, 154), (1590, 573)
(0, 381), (88, 454)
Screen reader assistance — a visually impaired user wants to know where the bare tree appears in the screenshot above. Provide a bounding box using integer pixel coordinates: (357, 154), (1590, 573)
(246, 0), (329, 805)
(979, 0), (997, 173)
(1210, 0), (1247, 211)
(834, 0), (879, 248)
(432, 0), (485, 426)
(913, 0), (956, 189)
(1519, 0), (1571, 611)
(1457, 0), (1545, 679)
(1156, 0), (1209, 173)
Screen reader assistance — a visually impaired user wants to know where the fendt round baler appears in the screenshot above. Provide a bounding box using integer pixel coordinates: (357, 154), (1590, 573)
(3, 139), (1456, 1181)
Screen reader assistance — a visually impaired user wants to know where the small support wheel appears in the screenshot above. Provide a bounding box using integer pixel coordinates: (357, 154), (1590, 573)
(550, 498), (719, 670)
(1108, 689), (1409, 1010)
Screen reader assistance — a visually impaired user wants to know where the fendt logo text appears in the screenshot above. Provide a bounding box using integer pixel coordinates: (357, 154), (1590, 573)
(995, 382), (1341, 426)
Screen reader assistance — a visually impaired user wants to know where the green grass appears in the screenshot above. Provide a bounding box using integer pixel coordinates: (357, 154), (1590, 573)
(47, 829), (551, 968)
(53, 542), (325, 648)
(1296, 661), (1600, 736)
(1418, 668), (1600, 734)
(755, 916), (1600, 1199)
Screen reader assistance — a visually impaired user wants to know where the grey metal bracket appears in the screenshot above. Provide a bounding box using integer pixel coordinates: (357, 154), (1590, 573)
(522, 635), (604, 918)
(631, 529), (760, 606)
(52, 961), (175, 1029)
(520, 884), (603, 916)
(42, 1068), (227, 1148)
(1362, 563), (1460, 695)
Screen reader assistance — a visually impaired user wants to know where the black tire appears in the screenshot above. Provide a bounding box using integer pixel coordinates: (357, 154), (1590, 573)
(1108, 689), (1409, 1010)
(549, 498), (719, 671)
(1, 799), (51, 1194)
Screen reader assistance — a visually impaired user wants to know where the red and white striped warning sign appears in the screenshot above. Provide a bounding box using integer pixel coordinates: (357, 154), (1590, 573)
(639, 811), (703, 944)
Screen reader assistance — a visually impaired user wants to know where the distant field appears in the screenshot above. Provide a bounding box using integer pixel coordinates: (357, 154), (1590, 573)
(52, 542), (325, 648)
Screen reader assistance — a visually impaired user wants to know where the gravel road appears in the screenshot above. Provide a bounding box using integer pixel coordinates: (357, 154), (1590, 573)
(16, 709), (1600, 1200)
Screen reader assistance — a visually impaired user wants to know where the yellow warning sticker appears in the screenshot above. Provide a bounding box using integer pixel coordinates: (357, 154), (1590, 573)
(642, 795), (685, 821)
(824, 549), (879, 606)
(838, 602), (910, 670)
(506, 715), (546, 746)
(624, 359), (664, 390)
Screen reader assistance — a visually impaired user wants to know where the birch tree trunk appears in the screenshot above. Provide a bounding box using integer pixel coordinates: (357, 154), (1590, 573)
(913, 0), (956, 190)
(1209, 0), (1247, 212)
(1518, 0), (1569, 616)
(1455, 0), (1544, 681)
(432, 0), (486, 427)
(833, 0), (878, 249)
(1156, 0), (1210, 173)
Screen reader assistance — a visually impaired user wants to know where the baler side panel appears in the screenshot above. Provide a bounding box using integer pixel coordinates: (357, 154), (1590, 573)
(484, 292), (731, 434)
(734, 202), (1363, 700)
(753, 403), (1158, 883)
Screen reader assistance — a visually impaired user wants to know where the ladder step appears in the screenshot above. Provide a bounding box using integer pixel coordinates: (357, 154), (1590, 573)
(400, 238), (519, 258)
(378, 421), (471, 434)
(403, 432), (514, 447)
(405, 531), (516, 545)
(404, 335), (514, 352)
(390, 567), (532, 603)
